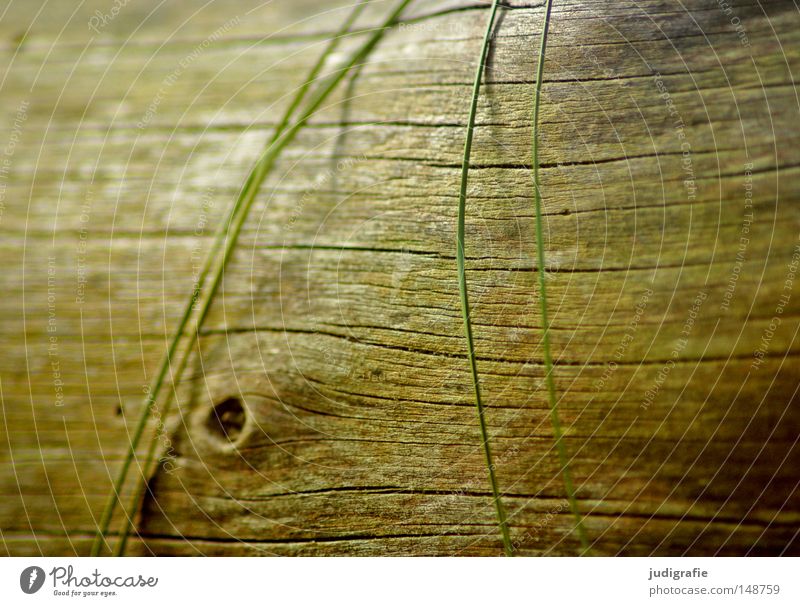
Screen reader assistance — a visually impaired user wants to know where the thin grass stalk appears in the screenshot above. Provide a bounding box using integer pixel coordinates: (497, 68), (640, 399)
(94, 0), (411, 556)
(456, 0), (513, 557)
(530, 0), (590, 554)
(110, 0), (371, 558)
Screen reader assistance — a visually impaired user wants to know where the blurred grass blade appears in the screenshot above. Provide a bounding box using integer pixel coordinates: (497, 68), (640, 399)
(272, 0), (370, 143)
(93, 0), (411, 557)
(110, 0), (371, 559)
(456, 0), (513, 556)
(530, 0), (590, 554)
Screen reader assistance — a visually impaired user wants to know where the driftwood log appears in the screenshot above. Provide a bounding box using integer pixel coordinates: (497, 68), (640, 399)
(1, 0), (798, 556)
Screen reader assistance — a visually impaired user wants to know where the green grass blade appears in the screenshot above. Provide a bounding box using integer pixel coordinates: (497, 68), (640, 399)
(530, 0), (590, 555)
(110, 0), (371, 558)
(271, 0), (369, 145)
(89, 259), (209, 557)
(456, 0), (513, 557)
(93, 0), (411, 556)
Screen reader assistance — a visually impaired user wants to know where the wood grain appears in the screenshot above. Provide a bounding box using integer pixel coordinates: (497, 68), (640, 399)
(0, 0), (798, 555)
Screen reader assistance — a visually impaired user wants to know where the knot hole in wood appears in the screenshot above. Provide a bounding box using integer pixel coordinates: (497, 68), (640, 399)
(206, 396), (247, 445)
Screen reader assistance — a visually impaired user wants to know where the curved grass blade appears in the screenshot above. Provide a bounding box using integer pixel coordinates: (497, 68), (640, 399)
(110, 0), (371, 559)
(271, 0), (370, 146)
(93, 0), (411, 556)
(530, 0), (590, 554)
(456, 0), (513, 557)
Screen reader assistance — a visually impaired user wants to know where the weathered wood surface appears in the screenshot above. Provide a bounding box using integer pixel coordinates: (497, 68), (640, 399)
(0, 0), (798, 555)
